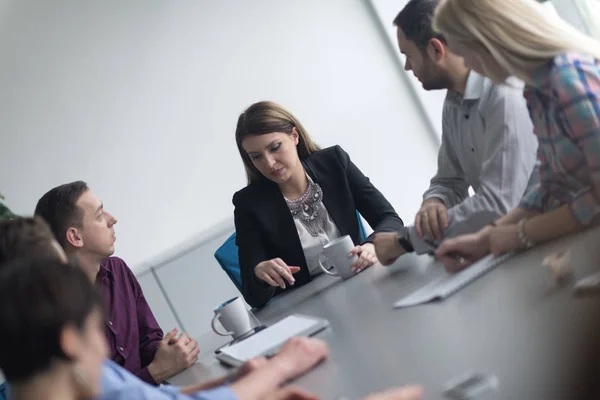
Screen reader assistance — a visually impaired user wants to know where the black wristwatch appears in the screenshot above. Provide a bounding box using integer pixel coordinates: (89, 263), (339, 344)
(396, 227), (414, 253)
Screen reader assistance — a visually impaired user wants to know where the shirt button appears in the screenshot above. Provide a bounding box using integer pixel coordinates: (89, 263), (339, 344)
(119, 347), (124, 352)
(108, 321), (113, 326)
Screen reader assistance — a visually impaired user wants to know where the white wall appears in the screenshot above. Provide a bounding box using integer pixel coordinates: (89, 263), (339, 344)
(552, 0), (600, 39)
(0, 0), (438, 273)
(550, 0), (589, 34)
(369, 0), (446, 140)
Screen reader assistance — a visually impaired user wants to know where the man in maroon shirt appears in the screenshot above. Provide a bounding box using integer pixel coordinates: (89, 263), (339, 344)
(34, 180), (199, 385)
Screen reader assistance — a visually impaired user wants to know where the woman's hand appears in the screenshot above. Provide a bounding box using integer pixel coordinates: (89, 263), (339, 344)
(349, 242), (378, 273)
(254, 258), (301, 289)
(435, 228), (491, 273)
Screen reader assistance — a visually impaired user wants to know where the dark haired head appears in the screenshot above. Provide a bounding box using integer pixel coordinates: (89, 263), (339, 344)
(0, 216), (65, 266)
(235, 101), (321, 184)
(34, 181), (88, 248)
(394, 0), (445, 51)
(0, 258), (103, 382)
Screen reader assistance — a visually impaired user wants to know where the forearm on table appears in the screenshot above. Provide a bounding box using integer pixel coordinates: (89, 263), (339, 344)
(229, 359), (290, 400)
(495, 207), (540, 226)
(523, 205), (587, 245)
(146, 360), (170, 384)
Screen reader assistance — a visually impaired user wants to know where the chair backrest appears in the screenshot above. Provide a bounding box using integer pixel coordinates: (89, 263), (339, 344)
(0, 381), (7, 400)
(214, 211), (368, 291)
(356, 211), (367, 242)
(214, 232), (242, 291)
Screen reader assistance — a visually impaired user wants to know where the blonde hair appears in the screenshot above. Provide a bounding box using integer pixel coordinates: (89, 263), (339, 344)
(235, 101), (321, 184)
(433, 0), (600, 84)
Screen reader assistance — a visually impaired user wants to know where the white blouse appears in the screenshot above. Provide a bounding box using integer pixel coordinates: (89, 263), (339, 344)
(287, 200), (342, 276)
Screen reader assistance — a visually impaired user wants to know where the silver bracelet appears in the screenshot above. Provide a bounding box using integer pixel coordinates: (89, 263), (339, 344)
(517, 218), (535, 249)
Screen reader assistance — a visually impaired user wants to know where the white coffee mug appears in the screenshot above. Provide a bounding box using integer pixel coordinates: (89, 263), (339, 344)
(211, 296), (253, 339)
(318, 235), (358, 279)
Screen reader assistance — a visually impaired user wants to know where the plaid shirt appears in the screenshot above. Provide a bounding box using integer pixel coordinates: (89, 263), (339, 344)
(520, 52), (600, 225)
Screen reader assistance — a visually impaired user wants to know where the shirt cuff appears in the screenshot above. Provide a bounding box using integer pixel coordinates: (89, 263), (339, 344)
(156, 385), (185, 395)
(569, 190), (600, 226)
(423, 193), (450, 209)
(136, 366), (158, 386)
(408, 225), (438, 255)
(190, 386), (240, 400)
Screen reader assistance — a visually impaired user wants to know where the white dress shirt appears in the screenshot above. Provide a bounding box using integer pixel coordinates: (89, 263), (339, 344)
(409, 71), (540, 254)
(287, 198), (341, 276)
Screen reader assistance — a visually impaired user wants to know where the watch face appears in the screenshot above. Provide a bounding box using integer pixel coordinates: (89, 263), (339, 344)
(396, 228), (413, 252)
(397, 228), (408, 241)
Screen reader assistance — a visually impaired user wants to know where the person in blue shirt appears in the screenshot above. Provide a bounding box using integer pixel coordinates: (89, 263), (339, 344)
(0, 218), (325, 400)
(0, 226), (327, 400)
(0, 258), (109, 400)
(98, 338), (329, 400)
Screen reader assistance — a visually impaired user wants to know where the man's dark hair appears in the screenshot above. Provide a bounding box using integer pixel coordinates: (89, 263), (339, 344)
(0, 258), (103, 383)
(0, 217), (62, 266)
(393, 0), (446, 50)
(34, 181), (89, 248)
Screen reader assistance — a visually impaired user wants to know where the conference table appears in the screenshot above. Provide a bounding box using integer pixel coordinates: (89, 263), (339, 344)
(170, 227), (600, 400)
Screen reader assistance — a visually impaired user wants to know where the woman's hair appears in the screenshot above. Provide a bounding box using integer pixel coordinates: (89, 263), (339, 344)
(0, 258), (103, 383)
(433, 0), (600, 84)
(235, 101), (321, 184)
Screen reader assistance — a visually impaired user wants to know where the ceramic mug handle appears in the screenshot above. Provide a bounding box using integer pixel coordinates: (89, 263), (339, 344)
(211, 312), (233, 336)
(318, 252), (340, 277)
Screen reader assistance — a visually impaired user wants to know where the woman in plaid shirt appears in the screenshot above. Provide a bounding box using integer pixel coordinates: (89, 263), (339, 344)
(429, 0), (600, 271)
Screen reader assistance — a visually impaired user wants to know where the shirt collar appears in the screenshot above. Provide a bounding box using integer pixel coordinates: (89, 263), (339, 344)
(462, 70), (486, 100)
(96, 262), (112, 282)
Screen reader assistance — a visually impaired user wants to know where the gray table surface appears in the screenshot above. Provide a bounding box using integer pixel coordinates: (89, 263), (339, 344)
(170, 227), (600, 400)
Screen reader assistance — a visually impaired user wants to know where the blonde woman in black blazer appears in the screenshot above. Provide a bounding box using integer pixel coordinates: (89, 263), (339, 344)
(233, 101), (404, 307)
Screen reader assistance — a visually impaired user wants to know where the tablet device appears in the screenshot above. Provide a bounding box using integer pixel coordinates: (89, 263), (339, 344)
(215, 314), (329, 367)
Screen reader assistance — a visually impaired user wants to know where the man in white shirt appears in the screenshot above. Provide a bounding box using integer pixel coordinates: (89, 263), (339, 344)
(374, 0), (539, 264)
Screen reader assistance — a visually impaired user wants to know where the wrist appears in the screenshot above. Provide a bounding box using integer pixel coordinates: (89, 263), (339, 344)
(254, 264), (264, 279)
(517, 218), (535, 249)
(422, 197), (444, 206)
(267, 356), (296, 382)
(477, 225), (494, 248)
(147, 360), (167, 384)
(396, 228), (414, 253)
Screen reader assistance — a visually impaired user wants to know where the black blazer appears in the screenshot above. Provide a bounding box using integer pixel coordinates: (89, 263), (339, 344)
(233, 145), (404, 307)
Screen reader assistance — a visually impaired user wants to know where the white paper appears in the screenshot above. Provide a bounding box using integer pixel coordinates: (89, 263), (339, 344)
(394, 253), (512, 309)
(220, 315), (319, 361)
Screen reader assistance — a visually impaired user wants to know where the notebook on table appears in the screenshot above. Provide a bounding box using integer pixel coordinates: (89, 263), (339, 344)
(216, 314), (329, 367)
(393, 253), (513, 309)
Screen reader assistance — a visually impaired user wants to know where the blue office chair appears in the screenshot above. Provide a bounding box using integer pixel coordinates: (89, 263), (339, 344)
(0, 382), (7, 400)
(214, 212), (368, 291)
(214, 233), (243, 291)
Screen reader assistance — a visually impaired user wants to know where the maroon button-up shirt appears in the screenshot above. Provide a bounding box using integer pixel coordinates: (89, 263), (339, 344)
(96, 257), (163, 385)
